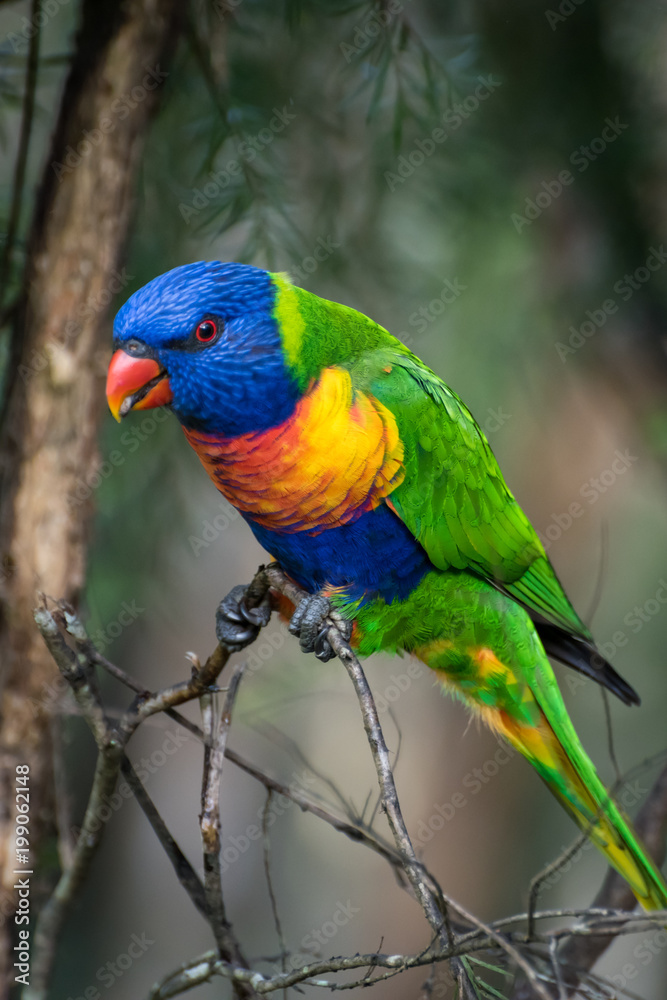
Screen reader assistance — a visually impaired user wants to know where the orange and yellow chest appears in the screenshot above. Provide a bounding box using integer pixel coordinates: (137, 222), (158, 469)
(183, 367), (404, 533)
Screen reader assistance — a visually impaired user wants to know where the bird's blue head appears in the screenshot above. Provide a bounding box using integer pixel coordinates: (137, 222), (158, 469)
(107, 261), (300, 436)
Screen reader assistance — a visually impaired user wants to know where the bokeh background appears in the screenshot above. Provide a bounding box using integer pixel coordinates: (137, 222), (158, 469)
(2, 0), (667, 997)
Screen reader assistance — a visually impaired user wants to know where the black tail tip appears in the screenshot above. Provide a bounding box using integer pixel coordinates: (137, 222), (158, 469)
(538, 624), (640, 707)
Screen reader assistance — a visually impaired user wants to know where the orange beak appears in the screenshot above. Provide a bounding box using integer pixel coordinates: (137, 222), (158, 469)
(106, 349), (173, 422)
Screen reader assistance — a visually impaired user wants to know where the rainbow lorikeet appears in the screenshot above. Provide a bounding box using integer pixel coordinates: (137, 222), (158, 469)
(106, 261), (667, 910)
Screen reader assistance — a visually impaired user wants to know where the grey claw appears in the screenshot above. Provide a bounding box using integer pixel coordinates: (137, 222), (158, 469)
(289, 594), (351, 661)
(314, 627), (335, 662)
(216, 584), (271, 651)
(240, 599), (271, 628)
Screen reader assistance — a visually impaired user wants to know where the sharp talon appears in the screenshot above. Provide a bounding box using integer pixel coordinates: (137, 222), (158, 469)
(232, 625), (257, 644)
(314, 627), (334, 662)
(240, 603), (260, 625)
(224, 605), (245, 624)
(240, 600), (270, 627)
(216, 583), (270, 651)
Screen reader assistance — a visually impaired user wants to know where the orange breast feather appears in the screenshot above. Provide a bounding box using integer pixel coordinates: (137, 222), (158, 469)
(183, 367), (404, 532)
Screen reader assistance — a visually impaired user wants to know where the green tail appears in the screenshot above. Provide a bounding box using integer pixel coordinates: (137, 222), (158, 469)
(531, 719), (667, 911)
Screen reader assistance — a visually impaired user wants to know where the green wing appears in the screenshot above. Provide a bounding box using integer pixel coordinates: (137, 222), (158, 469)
(276, 277), (590, 642)
(361, 349), (592, 642)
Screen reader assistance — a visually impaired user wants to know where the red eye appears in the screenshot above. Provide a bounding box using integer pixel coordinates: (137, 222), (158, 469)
(195, 319), (218, 343)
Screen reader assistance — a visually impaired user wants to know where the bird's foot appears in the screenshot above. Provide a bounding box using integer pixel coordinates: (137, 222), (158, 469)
(288, 593), (353, 662)
(215, 584), (272, 651)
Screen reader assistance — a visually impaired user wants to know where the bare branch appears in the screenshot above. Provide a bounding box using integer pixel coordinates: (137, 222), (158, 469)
(30, 609), (121, 998)
(118, 643), (231, 743)
(224, 745), (409, 880)
(120, 755), (208, 919)
(261, 791), (288, 994)
(200, 664), (241, 941)
(199, 662), (259, 999)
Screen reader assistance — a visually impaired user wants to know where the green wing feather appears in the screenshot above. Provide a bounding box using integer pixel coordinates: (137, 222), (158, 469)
(362, 350), (592, 642)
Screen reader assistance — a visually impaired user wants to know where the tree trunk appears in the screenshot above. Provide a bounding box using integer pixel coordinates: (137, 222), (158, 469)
(0, 0), (181, 993)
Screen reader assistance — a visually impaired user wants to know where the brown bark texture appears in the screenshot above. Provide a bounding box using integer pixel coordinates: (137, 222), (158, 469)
(0, 0), (181, 993)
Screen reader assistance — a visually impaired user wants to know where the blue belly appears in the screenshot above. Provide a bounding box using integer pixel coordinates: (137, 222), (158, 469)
(246, 502), (432, 604)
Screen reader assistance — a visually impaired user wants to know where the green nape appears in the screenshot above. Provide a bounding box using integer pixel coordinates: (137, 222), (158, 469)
(270, 272), (396, 393)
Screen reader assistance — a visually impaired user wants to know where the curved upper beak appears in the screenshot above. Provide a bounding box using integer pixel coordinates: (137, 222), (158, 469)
(106, 349), (173, 422)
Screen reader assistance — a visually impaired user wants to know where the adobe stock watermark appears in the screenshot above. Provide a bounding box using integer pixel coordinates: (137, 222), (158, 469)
(419, 969), (456, 1000)
(545, 0), (587, 31)
(213, 0), (243, 20)
(539, 777), (654, 886)
(220, 768), (317, 873)
(52, 68), (169, 181)
(537, 448), (637, 552)
(18, 269), (133, 385)
(289, 235), (341, 282)
(244, 621), (291, 675)
(178, 103), (297, 224)
(70, 729), (191, 839)
(340, 0), (409, 63)
(610, 927), (667, 993)
(68, 407), (170, 508)
(565, 579), (667, 683)
(6, 0), (70, 53)
(270, 900), (360, 976)
(88, 599), (145, 654)
(374, 659), (424, 714)
(555, 246), (667, 361)
(511, 116), (628, 233)
(414, 742), (518, 849)
(385, 76), (502, 191)
(189, 498), (242, 555)
(397, 277), (468, 342)
(65, 931), (154, 999)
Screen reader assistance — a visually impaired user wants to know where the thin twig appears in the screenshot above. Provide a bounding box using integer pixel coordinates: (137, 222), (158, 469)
(442, 897), (552, 1000)
(147, 946), (452, 998)
(199, 661), (258, 998)
(200, 663), (244, 936)
(225, 745), (409, 881)
(526, 831), (588, 940)
(28, 608), (122, 999)
(261, 791), (288, 999)
(120, 755), (208, 919)
(557, 762), (667, 987)
(118, 642), (231, 743)
(69, 615), (412, 881)
(601, 687), (623, 786)
(525, 746), (663, 941)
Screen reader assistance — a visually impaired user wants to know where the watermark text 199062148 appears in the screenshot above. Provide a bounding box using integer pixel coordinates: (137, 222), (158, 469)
(14, 764), (31, 987)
